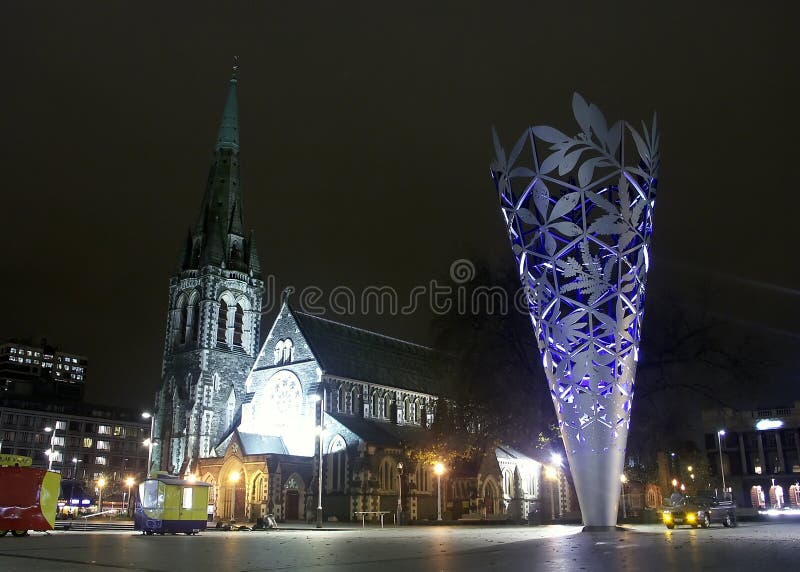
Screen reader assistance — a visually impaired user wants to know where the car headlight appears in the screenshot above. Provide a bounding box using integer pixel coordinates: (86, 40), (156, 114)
(663, 512), (672, 522)
(686, 513), (696, 522)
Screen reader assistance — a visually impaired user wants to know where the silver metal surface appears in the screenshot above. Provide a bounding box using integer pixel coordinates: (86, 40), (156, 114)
(491, 94), (660, 526)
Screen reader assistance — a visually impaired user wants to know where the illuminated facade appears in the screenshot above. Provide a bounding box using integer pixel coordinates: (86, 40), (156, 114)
(492, 93), (660, 526)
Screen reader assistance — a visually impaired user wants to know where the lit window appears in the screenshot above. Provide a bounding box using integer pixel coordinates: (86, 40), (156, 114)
(83, 438), (93, 448)
(182, 487), (193, 509)
(98, 425), (111, 435)
(95, 456), (107, 465)
(97, 440), (110, 451)
(27, 350), (32, 356)
(10, 348), (16, 354)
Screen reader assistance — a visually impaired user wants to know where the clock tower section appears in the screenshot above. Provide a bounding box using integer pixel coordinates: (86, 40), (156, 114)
(151, 65), (263, 476)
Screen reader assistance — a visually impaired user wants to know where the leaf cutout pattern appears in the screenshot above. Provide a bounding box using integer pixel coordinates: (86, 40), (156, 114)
(490, 94), (660, 476)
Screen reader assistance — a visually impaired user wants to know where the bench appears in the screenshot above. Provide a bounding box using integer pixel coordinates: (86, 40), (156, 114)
(354, 511), (392, 528)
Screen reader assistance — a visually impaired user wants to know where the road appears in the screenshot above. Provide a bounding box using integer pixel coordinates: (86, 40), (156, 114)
(1, 522), (799, 571)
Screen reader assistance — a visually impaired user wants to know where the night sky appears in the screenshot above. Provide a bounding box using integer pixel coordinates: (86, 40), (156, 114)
(2, 2), (797, 409)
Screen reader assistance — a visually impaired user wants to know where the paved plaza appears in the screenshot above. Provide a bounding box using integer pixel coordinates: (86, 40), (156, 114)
(1, 521), (799, 571)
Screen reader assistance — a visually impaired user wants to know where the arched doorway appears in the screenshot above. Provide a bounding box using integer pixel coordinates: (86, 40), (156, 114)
(220, 464), (246, 522)
(484, 480), (497, 516)
(284, 473), (304, 521)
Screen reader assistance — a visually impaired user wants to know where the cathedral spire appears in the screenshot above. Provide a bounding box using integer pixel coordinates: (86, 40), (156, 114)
(215, 57), (240, 151)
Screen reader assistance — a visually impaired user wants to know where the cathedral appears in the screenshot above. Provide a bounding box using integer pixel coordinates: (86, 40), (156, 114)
(151, 67), (559, 524)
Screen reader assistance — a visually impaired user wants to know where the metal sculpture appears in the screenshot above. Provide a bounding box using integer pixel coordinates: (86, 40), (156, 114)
(491, 94), (660, 527)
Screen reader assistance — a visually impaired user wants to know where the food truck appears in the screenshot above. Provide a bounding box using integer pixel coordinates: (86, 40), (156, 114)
(135, 473), (211, 535)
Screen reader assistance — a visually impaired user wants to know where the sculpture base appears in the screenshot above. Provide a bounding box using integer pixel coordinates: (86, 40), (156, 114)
(582, 525), (626, 532)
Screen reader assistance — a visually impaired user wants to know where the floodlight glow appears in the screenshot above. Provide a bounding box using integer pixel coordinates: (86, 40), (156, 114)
(492, 93), (660, 527)
(755, 419), (784, 431)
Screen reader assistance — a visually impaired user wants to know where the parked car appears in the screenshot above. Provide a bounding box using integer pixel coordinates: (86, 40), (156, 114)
(662, 492), (737, 529)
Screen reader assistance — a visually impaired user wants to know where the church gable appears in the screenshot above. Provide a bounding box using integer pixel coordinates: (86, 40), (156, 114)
(251, 301), (317, 372)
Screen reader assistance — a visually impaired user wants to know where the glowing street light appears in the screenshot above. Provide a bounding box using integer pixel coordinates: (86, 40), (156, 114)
(396, 462), (404, 526)
(97, 477), (106, 513)
(671, 478), (678, 488)
(620, 474), (628, 519)
(125, 477), (135, 512)
(717, 429), (727, 493)
(229, 471), (240, 521)
(44, 425), (57, 471)
(141, 412), (155, 476)
(434, 462), (445, 521)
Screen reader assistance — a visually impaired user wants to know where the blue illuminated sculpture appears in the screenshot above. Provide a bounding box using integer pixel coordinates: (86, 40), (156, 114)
(491, 94), (660, 527)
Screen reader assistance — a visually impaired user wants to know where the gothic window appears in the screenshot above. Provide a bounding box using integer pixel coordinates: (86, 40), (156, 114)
(225, 390), (236, 430)
(337, 386), (345, 412)
(502, 469), (513, 498)
(379, 459), (396, 491)
(351, 387), (359, 416)
(328, 435), (347, 492)
(233, 304), (244, 348)
(409, 400), (417, 424)
(217, 300), (228, 348)
(273, 339), (294, 365)
(190, 303), (200, 342)
(384, 394), (392, 421)
(252, 473), (266, 503)
(415, 463), (430, 492)
(372, 392), (380, 418)
(403, 397), (410, 423)
(179, 305), (188, 345)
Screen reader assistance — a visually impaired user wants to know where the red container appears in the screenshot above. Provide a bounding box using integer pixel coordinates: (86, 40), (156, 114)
(0, 466), (61, 535)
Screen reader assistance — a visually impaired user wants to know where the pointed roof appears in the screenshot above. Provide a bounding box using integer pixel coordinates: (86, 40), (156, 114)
(215, 71), (239, 151)
(178, 62), (260, 277)
(289, 306), (457, 395)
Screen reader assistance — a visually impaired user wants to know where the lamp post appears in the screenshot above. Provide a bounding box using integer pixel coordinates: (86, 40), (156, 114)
(125, 477), (135, 513)
(396, 462), (404, 526)
(718, 429), (727, 494)
(141, 412), (155, 476)
(544, 465), (558, 520)
(44, 425), (57, 471)
(620, 474), (627, 520)
(312, 392), (326, 528)
(97, 477), (106, 513)
(229, 471), (240, 522)
(434, 462), (445, 521)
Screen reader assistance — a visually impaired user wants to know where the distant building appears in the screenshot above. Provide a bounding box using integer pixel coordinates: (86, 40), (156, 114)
(0, 397), (149, 509)
(703, 402), (800, 508)
(151, 67), (561, 524)
(0, 340), (87, 400)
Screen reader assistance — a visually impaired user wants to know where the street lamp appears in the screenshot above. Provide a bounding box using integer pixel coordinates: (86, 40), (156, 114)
(44, 425), (57, 471)
(396, 462), (404, 526)
(312, 393), (326, 528)
(620, 474), (628, 520)
(434, 462), (445, 521)
(125, 477), (135, 513)
(544, 465), (558, 519)
(229, 471), (240, 522)
(141, 412), (155, 476)
(717, 429), (727, 494)
(97, 477), (106, 513)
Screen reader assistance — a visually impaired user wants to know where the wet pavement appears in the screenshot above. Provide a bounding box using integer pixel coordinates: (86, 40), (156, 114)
(1, 521), (799, 571)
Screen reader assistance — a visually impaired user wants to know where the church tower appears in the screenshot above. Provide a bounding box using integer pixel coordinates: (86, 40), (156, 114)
(151, 64), (263, 476)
